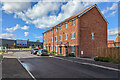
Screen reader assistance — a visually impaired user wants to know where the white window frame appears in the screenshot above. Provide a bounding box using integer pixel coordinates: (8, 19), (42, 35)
(65, 34), (68, 40)
(51, 46), (53, 51)
(72, 20), (75, 26)
(44, 46), (45, 49)
(60, 35), (62, 41)
(55, 36), (58, 41)
(91, 33), (94, 39)
(55, 28), (57, 32)
(52, 38), (53, 42)
(71, 45), (75, 53)
(66, 23), (68, 28)
(71, 32), (75, 39)
(60, 26), (62, 30)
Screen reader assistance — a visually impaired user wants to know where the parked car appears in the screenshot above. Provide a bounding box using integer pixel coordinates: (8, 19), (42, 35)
(37, 49), (49, 56)
(31, 48), (39, 55)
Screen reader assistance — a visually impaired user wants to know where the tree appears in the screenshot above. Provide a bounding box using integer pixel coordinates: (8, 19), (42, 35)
(36, 40), (40, 42)
(27, 39), (29, 42)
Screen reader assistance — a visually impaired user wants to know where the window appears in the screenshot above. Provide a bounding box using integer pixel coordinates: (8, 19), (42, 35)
(51, 46), (53, 51)
(60, 26), (62, 30)
(65, 34), (68, 40)
(72, 20), (75, 26)
(71, 32), (75, 39)
(55, 28), (57, 32)
(60, 36), (62, 41)
(55, 36), (58, 41)
(66, 23), (68, 28)
(49, 39), (50, 42)
(44, 46), (45, 49)
(44, 40), (45, 42)
(55, 45), (58, 52)
(91, 33), (94, 39)
(52, 38), (53, 42)
(71, 46), (75, 53)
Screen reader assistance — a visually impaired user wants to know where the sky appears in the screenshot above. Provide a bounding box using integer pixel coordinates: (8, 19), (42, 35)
(0, 0), (119, 42)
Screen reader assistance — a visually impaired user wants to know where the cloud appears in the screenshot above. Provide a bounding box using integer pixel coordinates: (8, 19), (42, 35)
(2, 2), (31, 13)
(21, 25), (30, 30)
(31, 33), (43, 39)
(0, 33), (15, 39)
(101, 3), (117, 15)
(108, 27), (120, 36)
(5, 24), (30, 32)
(3, 1), (95, 29)
(35, 36), (43, 39)
(6, 24), (20, 32)
(24, 32), (29, 36)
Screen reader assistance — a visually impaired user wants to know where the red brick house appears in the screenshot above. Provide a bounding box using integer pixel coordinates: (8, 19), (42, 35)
(107, 34), (120, 47)
(107, 40), (115, 47)
(43, 4), (108, 57)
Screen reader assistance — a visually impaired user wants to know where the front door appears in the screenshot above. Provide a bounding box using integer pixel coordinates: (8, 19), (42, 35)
(49, 46), (50, 51)
(65, 47), (68, 55)
(60, 47), (62, 54)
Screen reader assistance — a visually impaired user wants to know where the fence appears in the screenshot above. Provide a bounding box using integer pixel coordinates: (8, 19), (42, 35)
(97, 47), (120, 60)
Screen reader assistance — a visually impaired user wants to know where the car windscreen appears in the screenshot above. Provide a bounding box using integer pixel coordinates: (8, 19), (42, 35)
(34, 49), (38, 50)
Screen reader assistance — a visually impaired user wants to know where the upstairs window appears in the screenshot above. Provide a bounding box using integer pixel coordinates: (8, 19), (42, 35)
(91, 33), (94, 39)
(52, 38), (53, 42)
(60, 36), (62, 41)
(60, 26), (62, 30)
(66, 23), (68, 28)
(71, 32), (75, 39)
(65, 34), (68, 40)
(55, 36), (58, 41)
(72, 20), (75, 26)
(55, 28), (57, 32)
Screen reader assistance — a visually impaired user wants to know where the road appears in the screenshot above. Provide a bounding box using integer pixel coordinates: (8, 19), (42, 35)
(19, 56), (120, 78)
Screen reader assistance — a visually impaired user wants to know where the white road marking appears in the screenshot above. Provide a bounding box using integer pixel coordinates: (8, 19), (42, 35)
(53, 57), (120, 72)
(17, 59), (36, 80)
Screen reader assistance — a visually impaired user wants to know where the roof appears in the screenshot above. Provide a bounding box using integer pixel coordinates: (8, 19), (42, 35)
(43, 4), (108, 34)
(107, 40), (114, 44)
(115, 34), (120, 42)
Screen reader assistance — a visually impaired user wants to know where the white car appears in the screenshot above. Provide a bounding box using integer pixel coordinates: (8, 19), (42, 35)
(37, 49), (49, 56)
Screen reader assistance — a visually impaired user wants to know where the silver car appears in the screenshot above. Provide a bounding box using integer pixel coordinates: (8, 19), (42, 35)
(31, 48), (39, 55)
(37, 49), (49, 56)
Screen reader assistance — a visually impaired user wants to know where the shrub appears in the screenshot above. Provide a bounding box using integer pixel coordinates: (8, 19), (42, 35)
(94, 57), (110, 62)
(66, 53), (75, 57)
(49, 52), (56, 55)
(94, 57), (99, 61)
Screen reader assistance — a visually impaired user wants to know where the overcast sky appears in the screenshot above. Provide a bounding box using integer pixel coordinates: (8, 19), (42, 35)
(0, 0), (119, 42)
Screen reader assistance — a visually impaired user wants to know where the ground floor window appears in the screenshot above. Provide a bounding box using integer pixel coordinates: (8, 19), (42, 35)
(51, 46), (53, 51)
(44, 46), (45, 49)
(71, 46), (75, 53)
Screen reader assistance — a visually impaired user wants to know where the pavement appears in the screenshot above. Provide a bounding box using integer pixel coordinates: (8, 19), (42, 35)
(2, 58), (33, 79)
(54, 56), (120, 70)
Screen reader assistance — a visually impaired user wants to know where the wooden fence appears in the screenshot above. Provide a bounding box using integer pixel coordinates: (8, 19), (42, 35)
(97, 47), (120, 60)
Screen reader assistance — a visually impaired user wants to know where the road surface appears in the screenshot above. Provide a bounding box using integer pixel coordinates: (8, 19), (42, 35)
(19, 56), (120, 78)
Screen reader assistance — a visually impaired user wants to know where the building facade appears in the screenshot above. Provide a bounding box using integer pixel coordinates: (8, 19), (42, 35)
(0, 38), (43, 48)
(43, 4), (107, 57)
